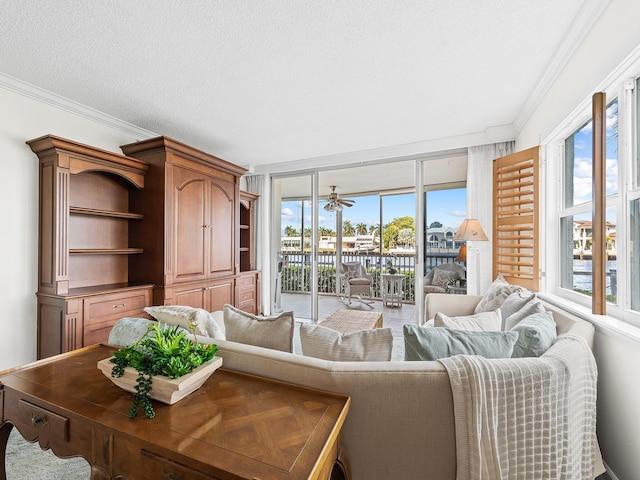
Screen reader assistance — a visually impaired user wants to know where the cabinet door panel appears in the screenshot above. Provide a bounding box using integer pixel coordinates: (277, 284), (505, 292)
(173, 167), (207, 282)
(171, 283), (207, 309)
(207, 279), (233, 312)
(208, 179), (235, 277)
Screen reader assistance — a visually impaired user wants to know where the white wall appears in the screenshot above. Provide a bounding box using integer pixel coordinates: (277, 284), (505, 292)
(0, 81), (154, 371)
(516, 1), (640, 478)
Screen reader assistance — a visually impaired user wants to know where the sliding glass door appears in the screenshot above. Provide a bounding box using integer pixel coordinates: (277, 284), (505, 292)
(269, 154), (466, 324)
(272, 173), (318, 321)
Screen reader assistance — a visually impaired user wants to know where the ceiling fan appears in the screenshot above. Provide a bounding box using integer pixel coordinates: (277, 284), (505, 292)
(323, 185), (355, 212)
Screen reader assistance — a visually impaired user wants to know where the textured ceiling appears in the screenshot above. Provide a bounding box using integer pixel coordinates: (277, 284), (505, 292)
(1, 0), (593, 170)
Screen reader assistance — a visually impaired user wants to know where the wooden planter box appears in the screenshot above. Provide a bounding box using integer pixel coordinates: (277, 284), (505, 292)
(97, 356), (223, 405)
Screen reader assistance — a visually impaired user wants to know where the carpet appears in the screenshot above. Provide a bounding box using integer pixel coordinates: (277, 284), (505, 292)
(6, 428), (89, 479)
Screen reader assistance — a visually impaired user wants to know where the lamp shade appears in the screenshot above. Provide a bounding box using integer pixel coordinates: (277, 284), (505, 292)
(454, 219), (488, 241)
(455, 243), (467, 262)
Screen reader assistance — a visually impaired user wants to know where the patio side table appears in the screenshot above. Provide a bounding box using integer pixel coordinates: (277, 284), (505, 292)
(381, 274), (404, 307)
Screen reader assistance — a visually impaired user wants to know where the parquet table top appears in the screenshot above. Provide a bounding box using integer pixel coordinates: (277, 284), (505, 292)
(0, 344), (351, 479)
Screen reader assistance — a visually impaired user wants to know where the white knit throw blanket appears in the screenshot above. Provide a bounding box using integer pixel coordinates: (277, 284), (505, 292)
(440, 334), (605, 480)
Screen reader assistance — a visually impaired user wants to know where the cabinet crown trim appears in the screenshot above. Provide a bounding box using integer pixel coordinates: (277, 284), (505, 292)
(120, 136), (247, 178)
(27, 134), (149, 188)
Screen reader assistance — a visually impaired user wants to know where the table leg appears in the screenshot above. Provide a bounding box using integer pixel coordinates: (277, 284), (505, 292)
(0, 422), (13, 480)
(331, 440), (351, 480)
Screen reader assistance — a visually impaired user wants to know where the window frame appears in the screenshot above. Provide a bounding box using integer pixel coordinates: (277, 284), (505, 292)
(544, 75), (640, 328)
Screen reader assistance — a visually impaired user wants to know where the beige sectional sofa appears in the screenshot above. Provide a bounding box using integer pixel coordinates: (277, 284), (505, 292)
(187, 294), (598, 480)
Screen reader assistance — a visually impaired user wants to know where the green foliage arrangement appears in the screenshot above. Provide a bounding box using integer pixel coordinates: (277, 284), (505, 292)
(110, 321), (218, 419)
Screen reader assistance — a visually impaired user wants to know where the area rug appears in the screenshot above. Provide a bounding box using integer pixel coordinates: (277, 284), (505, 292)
(6, 428), (89, 479)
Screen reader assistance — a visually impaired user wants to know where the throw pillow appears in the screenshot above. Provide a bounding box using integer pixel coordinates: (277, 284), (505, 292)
(503, 298), (546, 331)
(432, 269), (457, 289)
(343, 264), (359, 280)
(107, 317), (190, 347)
(510, 311), (557, 358)
(499, 290), (536, 329)
(223, 304), (295, 352)
(208, 310), (226, 339)
(143, 305), (211, 338)
(300, 324), (394, 361)
(434, 309), (502, 331)
(404, 324), (518, 361)
(108, 317), (157, 347)
(474, 273), (524, 314)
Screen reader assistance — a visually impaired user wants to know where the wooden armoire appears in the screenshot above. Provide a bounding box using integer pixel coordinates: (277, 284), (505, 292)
(121, 136), (260, 314)
(30, 135), (260, 359)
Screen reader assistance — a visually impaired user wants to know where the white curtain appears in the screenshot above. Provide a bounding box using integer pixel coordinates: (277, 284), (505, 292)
(467, 141), (515, 295)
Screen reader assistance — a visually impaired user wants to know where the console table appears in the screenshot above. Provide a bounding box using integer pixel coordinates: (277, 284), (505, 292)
(0, 345), (351, 480)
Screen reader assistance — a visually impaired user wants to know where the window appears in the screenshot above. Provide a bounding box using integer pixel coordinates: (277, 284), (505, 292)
(559, 98), (618, 305)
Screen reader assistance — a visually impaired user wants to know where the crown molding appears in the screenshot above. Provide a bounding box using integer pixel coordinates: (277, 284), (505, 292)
(513, 0), (610, 132)
(251, 124), (516, 175)
(0, 72), (157, 139)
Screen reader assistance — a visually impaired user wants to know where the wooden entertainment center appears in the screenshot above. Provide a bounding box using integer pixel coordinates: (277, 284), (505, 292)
(29, 135), (260, 359)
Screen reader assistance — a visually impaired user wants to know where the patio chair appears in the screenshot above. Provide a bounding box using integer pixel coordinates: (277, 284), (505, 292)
(424, 263), (466, 294)
(340, 262), (374, 308)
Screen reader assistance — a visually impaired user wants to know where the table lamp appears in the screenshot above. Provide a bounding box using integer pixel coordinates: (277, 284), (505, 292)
(454, 219), (488, 294)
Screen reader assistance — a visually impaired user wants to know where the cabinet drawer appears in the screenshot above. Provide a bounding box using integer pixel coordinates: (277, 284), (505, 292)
(12, 399), (69, 444)
(84, 290), (150, 321)
(139, 449), (222, 480)
(236, 285), (255, 303)
(82, 288), (152, 346)
(237, 300), (257, 315)
(235, 275), (255, 287)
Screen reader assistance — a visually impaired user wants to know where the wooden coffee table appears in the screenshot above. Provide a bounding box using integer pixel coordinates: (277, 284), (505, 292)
(319, 309), (383, 334)
(0, 344), (351, 480)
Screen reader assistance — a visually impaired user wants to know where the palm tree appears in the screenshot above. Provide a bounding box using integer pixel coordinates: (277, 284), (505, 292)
(284, 225), (298, 237)
(355, 222), (368, 235)
(343, 220), (355, 236)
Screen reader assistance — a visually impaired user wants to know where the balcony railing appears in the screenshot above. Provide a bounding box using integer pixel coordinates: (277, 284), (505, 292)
(277, 250), (460, 302)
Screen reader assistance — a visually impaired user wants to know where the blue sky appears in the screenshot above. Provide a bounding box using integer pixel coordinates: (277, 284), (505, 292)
(569, 99), (618, 204)
(281, 188), (467, 234)
(567, 98), (618, 223)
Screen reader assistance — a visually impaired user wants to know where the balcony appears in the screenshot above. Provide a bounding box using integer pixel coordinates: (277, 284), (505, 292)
(277, 250), (461, 303)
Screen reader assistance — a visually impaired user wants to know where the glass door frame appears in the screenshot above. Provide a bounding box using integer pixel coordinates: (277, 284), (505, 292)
(270, 171), (320, 322)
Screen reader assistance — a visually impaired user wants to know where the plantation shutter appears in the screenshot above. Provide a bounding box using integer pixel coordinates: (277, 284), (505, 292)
(493, 146), (540, 290)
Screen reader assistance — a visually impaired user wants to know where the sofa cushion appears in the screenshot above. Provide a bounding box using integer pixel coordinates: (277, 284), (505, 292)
(143, 305), (218, 338)
(433, 309), (501, 331)
(474, 273), (524, 314)
(223, 304), (294, 352)
(300, 323), (393, 361)
(403, 324), (518, 361)
(510, 311), (557, 358)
